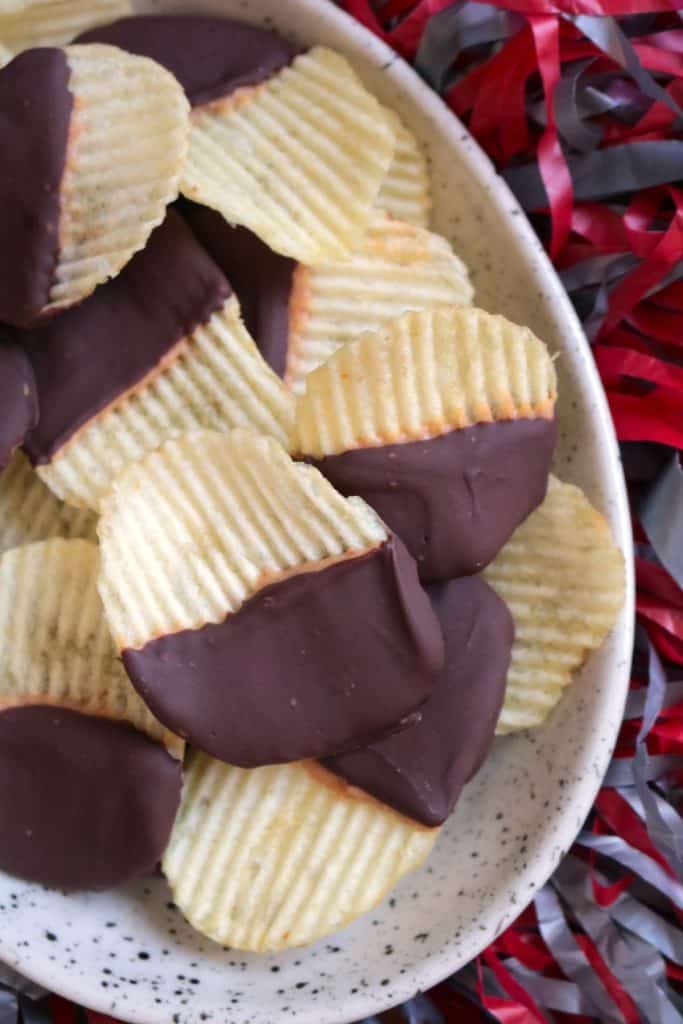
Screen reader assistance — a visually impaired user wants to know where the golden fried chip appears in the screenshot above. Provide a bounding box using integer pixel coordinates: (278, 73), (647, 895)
(42, 43), (189, 315)
(163, 755), (437, 951)
(182, 47), (395, 264)
(484, 476), (626, 733)
(0, 1), (131, 55)
(37, 295), (295, 511)
(295, 305), (557, 458)
(0, 452), (96, 555)
(285, 213), (472, 393)
(376, 108), (431, 227)
(0, 538), (182, 756)
(97, 428), (386, 652)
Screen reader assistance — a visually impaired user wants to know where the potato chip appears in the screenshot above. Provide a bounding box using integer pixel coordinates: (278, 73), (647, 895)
(376, 109), (431, 227)
(181, 47), (395, 264)
(163, 754), (437, 951)
(295, 305), (557, 458)
(98, 430), (443, 768)
(40, 43), (189, 315)
(293, 305), (558, 581)
(0, 452), (96, 556)
(0, 538), (182, 757)
(484, 476), (625, 733)
(285, 213), (472, 393)
(36, 295), (295, 511)
(0, 1), (131, 55)
(98, 428), (386, 652)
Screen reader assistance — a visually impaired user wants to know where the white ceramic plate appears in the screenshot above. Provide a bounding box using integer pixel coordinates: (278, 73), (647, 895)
(0, 2), (634, 1022)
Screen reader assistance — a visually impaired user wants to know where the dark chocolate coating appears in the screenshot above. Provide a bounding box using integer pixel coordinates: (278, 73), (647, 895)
(0, 706), (182, 890)
(0, 49), (73, 327)
(181, 201), (295, 377)
(0, 339), (38, 471)
(123, 536), (444, 767)
(21, 211), (230, 465)
(326, 577), (513, 826)
(77, 15), (297, 107)
(310, 418), (557, 580)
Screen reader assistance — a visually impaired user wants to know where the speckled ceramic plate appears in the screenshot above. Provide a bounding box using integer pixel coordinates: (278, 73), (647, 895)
(0, 2), (634, 1022)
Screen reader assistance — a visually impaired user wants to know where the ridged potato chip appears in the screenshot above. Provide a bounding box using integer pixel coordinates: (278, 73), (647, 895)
(0, 1), (131, 55)
(0, 452), (96, 556)
(36, 295), (295, 511)
(98, 429), (442, 767)
(163, 754), (438, 951)
(44, 44), (189, 315)
(484, 476), (625, 733)
(376, 109), (431, 227)
(0, 538), (182, 757)
(98, 428), (386, 653)
(294, 306), (558, 580)
(182, 46), (395, 264)
(285, 213), (473, 393)
(295, 305), (557, 457)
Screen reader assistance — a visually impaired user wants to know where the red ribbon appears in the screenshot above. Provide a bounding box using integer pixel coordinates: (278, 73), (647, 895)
(600, 194), (683, 337)
(607, 390), (683, 448)
(479, 952), (549, 1023)
(595, 790), (676, 874)
(528, 15), (574, 257)
(449, 25), (536, 162)
(595, 345), (683, 392)
(569, 204), (630, 252)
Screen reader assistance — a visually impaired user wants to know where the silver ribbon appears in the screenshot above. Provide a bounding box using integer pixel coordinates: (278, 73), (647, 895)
(504, 140), (683, 211)
(641, 454), (683, 595)
(603, 754), (683, 787)
(609, 890), (683, 965)
(570, 15), (683, 124)
(501, 959), (592, 1015)
(0, 990), (17, 1024)
(574, 831), (683, 908)
(619, 787), (683, 868)
(0, 965), (45, 1001)
(554, 856), (682, 1024)
(560, 253), (639, 293)
(552, 59), (604, 153)
(534, 883), (623, 1022)
(624, 682), (683, 720)
(631, 643), (683, 876)
(415, 2), (523, 92)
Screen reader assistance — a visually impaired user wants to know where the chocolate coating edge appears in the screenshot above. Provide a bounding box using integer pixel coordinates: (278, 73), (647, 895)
(310, 417), (557, 580)
(326, 576), (514, 826)
(123, 536), (444, 767)
(0, 706), (182, 890)
(0, 49), (73, 327)
(181, 200), (295, 377)
(21, 211), (230, 464)
(0, 338), (38, 471)
(78, 15), (298, 107)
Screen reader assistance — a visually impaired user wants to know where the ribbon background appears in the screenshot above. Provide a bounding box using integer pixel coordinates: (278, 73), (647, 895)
(2, 1), (683, 1021)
